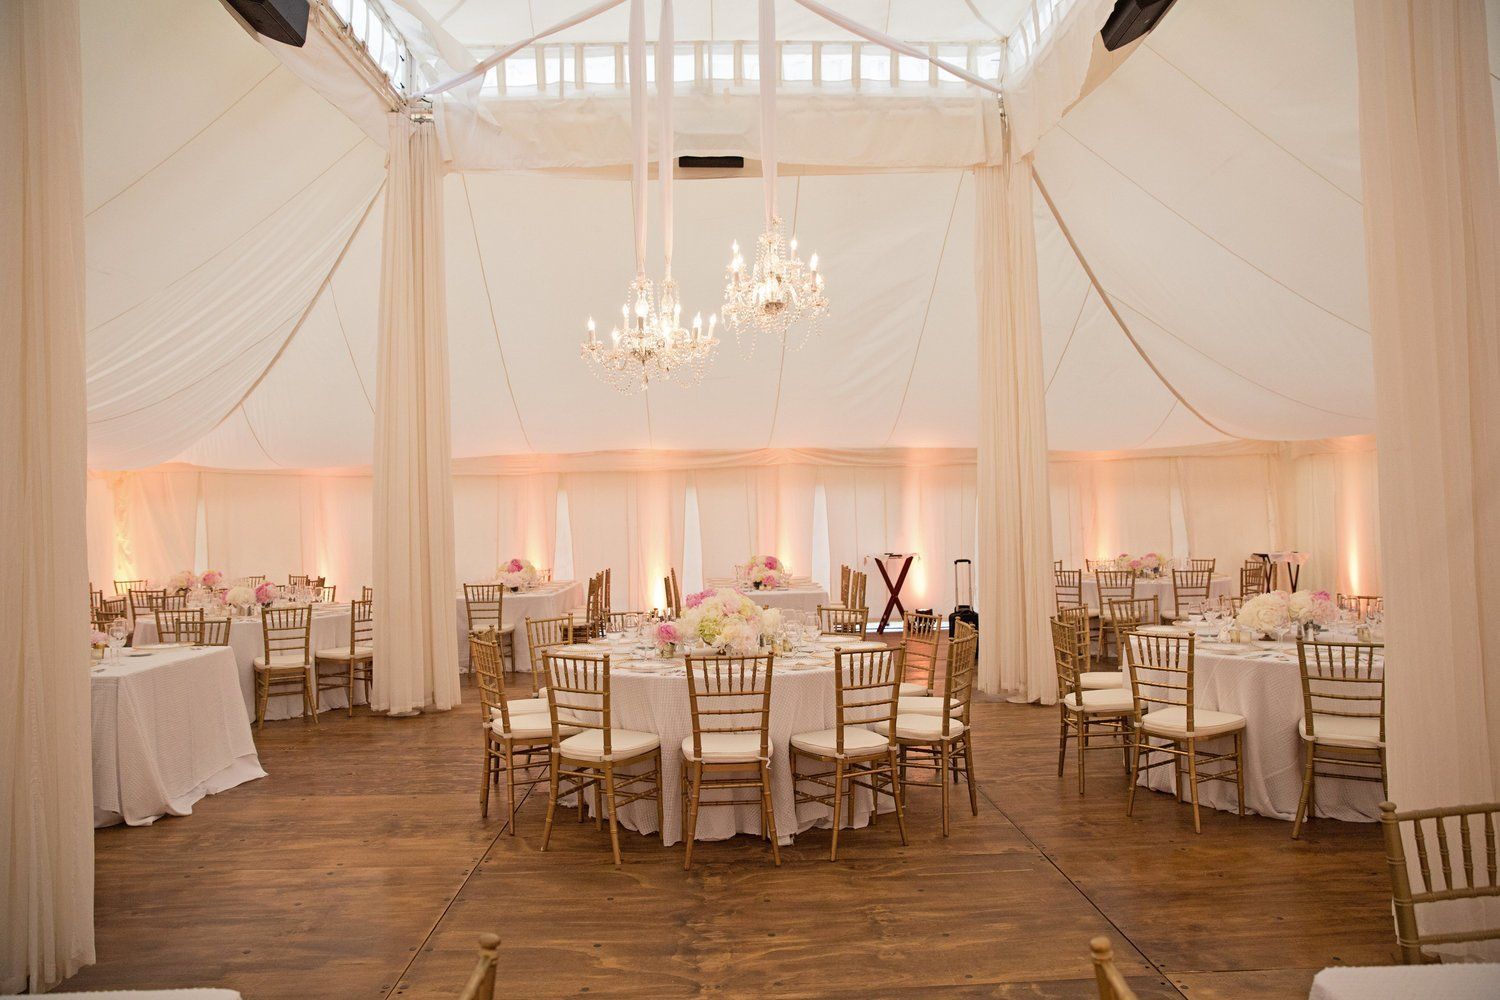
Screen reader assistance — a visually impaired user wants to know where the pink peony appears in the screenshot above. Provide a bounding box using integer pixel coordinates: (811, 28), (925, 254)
(763, 555), (780, 570)
(201, 570), (223, 588)
(507, 558), (523, 573)
(90, 629), (108, 645)
(254, 582), (278, 604)
(1128, 559), (1143, 570)
(1312, 589), (1331, 602)
(654, 622), (680, 645)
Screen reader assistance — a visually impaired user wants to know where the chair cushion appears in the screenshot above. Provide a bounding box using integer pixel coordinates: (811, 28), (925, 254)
(680, 732), (772, 763)
(253, 652), (309, 669)
(558, 728), (661, 762)
(315, 644), (373, 661)
(1299, 714), (1383, 749)
(490, 714), (579, 741)
(1079, 670), (1127, 690)
(896, 695), (962, 717)
(1062, 687), (1135, 714)
(494, 698), (549, 718)
(1140, 705), (1246, 739)
(898, 681), (929, 697)
(789, 727), (890, 757)
(868, 714), (967, 741)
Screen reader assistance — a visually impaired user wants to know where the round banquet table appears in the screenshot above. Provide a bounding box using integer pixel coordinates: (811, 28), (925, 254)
(547, 632), (893, 846)
(703, 580), (831, 616)
(1133, 625), (1385, 823)
(454, 579), (586, 671)
(1078, 575), (1232, 616)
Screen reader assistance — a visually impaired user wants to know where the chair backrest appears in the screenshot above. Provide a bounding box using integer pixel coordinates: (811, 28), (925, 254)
(1089, 938), (1140, 1000)
(1243, 558), (1271, 591)
(91, 604), (127, 633)
(664, 568), (682, 617)
(1053, 559), (1063, 573)
(289, 574), (311, 587)
(160, 593), (187, 611)
(455, 933), (501, 1000)
(938, 630), (978, 734)
(832, 646), (899, 755)
(1296, 639), (1385, 744)
(202, 617), (233, 646)
(464, 583), (505, 633)
(1056, 603), (1091, 651)
(900, 610), (943, 692)
(1105, 596), (1160, 649)
(361, 585), (374, 602)
(469, 631), (511, 732)
(1188, 557), (1216, 574)
(1084, 558), (1112, 572)
(1171, 569), (1212, 615)
(525, 615), (574, 674)
(90, 587), (103, 609)
(1380, 800), (1500, 964)
(1094, 570), (1137, 607)
(155, 607), (204, 644)
(239, 575), (266, 586)
(683, 652), (774, 762)
(953, 618), (977, 642)
(347, 598), (374, 653)
(1051, 616), (1088, 701)
(260, 605), (312, 665)
(113, 579), (145, 596)
(1337, 593), (1384, 619)
(315, 585), (336, 603)
(847, 571), (868, 610)
(544, 651), (612, 748)
(818, 604), (866, 636)
(1238, 564), (1266, 599)
(1123, 632), (1196, 728)
(838, 564), (852, 604)
(582, 573), (606, 638)
(602, 567), (612, 616)
(1055, 569), (1083, 610)
(129, 587), (167, 614)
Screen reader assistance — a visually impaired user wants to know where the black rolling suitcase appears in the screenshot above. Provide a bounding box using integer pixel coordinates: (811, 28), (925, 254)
(948, 558), (979, 635)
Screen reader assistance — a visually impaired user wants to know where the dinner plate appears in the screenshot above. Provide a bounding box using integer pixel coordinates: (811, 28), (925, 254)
(131, 643), (179, 652)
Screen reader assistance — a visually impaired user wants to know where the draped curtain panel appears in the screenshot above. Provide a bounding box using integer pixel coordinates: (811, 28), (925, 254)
(372, 113), (461, 714)
(975, 159), (1057, 702)
(111, 471), (201, 584)
(1356, 0), (1500, 959)
(0, 0), (96, 989)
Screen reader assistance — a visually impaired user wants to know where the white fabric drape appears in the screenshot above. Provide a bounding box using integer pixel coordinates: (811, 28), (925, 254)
(1, 0), (96, 990)
(372, 113), (460, 714)
(110, 471), (201, 584)
(975, 160), (1056, 701)
(1356, 0), (1500, 960)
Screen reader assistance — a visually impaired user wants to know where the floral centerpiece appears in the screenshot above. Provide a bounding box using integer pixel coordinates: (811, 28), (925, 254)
(90, 628), (108, 660)
(225, 585), (255, 610)
(1118, 552), (1165, 578)
(676, 587), (766, 653)
(1289, 589), (1336, 634)
(1236, 591), (1290, 638)
(650, 620), (682, 656)
(200, 569), (224, 590)
(496, 558), (541, 592)
(167, 570), (199, 594)
(254, 581), (279, 606)
(744, 554), (790, 590)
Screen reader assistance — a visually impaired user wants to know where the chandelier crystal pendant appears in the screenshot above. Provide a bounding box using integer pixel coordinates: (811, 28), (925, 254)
(579, 0), (716, 394)
(721, 0), (828, 354)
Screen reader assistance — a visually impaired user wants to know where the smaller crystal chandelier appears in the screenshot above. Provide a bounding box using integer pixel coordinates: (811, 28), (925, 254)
(722, 215), (827, 351)
(581, 273), (718, 393)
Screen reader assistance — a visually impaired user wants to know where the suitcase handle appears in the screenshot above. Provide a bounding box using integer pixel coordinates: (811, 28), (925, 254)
(954, 558), (973, 606)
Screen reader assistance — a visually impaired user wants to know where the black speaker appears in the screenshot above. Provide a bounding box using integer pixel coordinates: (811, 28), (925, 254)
(1100, 0), (1180, 51)
(221, 0), (310, 47)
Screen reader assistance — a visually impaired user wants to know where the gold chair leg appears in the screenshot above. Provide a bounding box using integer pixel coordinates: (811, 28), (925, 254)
(540, 753), (560, 852)
(1234, 732), (1245, 818)
(255, 673), (268, 731)
(1125, 736), (1141, 817)
(760, 761), (781, 866)
(1186, 738), (1201, 834)
(1057, 712), (1069, 778)
(683, 762), (702, 870)
(963, 737), (978, 816)
(505, 743), (517, 835)
(940, 742), (952, 837)
(480, 735), (492, 819)
(1077, 718), (1088, 795)
(888, 748), (909, 847)
(347, 663), (355, 717)
(654, 752), (664, 840)
(829, 761), (845, 862)
(603, 762), (623, 867)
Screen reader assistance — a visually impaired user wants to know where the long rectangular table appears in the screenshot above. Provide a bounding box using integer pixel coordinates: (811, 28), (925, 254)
(92, 646), (265, 827)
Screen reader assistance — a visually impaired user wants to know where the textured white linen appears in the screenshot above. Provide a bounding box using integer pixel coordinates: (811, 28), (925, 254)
(1137, 639), (1383, 823)
(1308, 964), (1500, 1000)
(91, 646), (265, 827)
(133, 607), (355, 721)
(454, 581), (585, 670)
(372, 113), (461, 715)
(1357, 0), (1500, 961)
(975, 158), (1056, 702)
(745, 585), (830, 616)
(0, 0), (96, 988)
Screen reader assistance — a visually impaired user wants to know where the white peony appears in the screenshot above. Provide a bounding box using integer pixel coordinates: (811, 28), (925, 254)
(1237, 591), (1290, 635)
(224, 585), (255, 607)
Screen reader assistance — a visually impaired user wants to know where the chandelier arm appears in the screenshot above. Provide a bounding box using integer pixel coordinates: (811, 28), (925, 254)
(658, 0), (675, 275)
(629, 0), (648, 276)
(758, 0), (777, 227)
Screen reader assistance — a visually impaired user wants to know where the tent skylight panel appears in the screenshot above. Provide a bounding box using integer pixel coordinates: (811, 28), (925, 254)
(326, 0), (415, 94)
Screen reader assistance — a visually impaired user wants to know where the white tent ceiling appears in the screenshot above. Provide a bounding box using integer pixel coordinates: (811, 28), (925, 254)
(78, 0), (1500, 470)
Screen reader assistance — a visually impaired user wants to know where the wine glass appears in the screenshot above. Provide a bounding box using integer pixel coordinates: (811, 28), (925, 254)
(106, 619), (130, 662)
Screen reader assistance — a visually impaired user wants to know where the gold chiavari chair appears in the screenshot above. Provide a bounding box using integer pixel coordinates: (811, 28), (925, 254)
(155, 607), (204, 645)
(473, 632), (572, 829)
(160, 593), (187, 611)
(289, 574), (311, 587)
(789, 645), (908, 860)
(1094, 570), (1137, 662)
(315, 597), (374, 716)
(1291, 639), (1386, 839)
(818, 604), (866, 636)
(1105, 596), (1161, 670)
(464, 583), (517, 675)
(1052, 618), (1133, 795)
(681, 652), (779, 869)
(91, 604), (126, 635)
(202, 616), (233, 646)
(603, 610), (646, 633)
(94, 595), (128, 622)
(114, 579), (145, 596)
(254, 605), (315, 729)
(847, 570), (868, 611)
(898, 610), (943, 696)
(90, 586), (104, 610)
(361, 585), (373, 603)
(1244, 557), (1270, 592)
(1379, 800), (1500, 964)
(456, 933), (501, 1000)
(540, 651), (663, 866)
(663, 568), (683, 618)
(315, 584), (337, 603)
(1170, 568), (1213, 619)
(1089, 938), (1140, 1000)
(838, 564), (852, 606)
(128, 587), (167, 618)
(601, 567), (613, 617)
(1337, 593), (1384, 619)
(1239, 564), (1266, 600)
(569, 572), (607, 640)
(1123, 632), (1245, 833)
(1187, 558), (1216, 574)
(525, 615), (574, 697)
(884, 629), (979, 835)
(1055, 569), (1084, 611)
(1084, 558), (1113, 572)
(1056, 603), (1125, 690)
(1053, 559), (1063, 573)
(239, 575), (266, 586)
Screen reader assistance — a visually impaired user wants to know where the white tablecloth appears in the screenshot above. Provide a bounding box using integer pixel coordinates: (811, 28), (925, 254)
(1309, 964), (1500, 999)
(455, 580), (586, 670)
(91, 646), (265, 827)
(1137, 631), (1383, 822)
(134, 606), (355, 721)
(550, 634), (891, 846)
(1079, 575), (1232, 616)
(745, 584), (831, 615)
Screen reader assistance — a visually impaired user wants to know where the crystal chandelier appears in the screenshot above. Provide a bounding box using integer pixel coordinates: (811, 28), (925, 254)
(722, 215), (827, 351)
(579, 0), (715, 394)
(581, 274), (718, 392)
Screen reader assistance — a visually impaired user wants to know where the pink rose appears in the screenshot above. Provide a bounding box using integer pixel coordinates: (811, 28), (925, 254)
(507, 558), (523, 573)
(684, 589), (710, 609)
(201, 570), (223, 588)
(763, 556), (780, 570)
(254, 582), (277, 604)
(655, 622), (680, 644)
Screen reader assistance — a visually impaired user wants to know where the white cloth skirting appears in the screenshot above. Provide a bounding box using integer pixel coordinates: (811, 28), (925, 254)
(455, 580), (586, 670)
(92, 646), (266, 827)
(1139, 645), (1384, 823)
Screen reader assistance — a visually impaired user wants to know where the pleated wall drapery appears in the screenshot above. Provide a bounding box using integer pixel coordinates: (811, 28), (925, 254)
(974, 159), (1057, 702)
(371, 112), (461, 715)
(1355, 0), (1500, 960)
(0, 0), (96, 990)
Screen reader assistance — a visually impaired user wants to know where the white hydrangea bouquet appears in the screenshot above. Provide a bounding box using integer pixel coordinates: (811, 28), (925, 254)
(1236, 591), (1290, 638)
(675, 587), (777, 654)
(743, 554), (790, 590)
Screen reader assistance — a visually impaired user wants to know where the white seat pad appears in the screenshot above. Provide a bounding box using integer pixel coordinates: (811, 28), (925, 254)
(495, 698), (549, 718)
(558, 728), (660, 761)
(1140, 705), (1246, 739)
(1079, 670), (1127, 690)
(896, 695), (962, 717)
(1299, 714), (1383, 749)
(680, 732), (772, 763)
(491, 714), (578, 740)
(869, 714), (967, 741)
(898, 681), (929, 697)
(1062, 687), (1135, 713)
(253, 652), (309, 669)
(315, 644), (373, 661)
(789, 726), (890, 757)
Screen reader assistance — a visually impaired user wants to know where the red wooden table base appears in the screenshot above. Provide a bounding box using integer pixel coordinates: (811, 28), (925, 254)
(872, 555), (916, 633)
